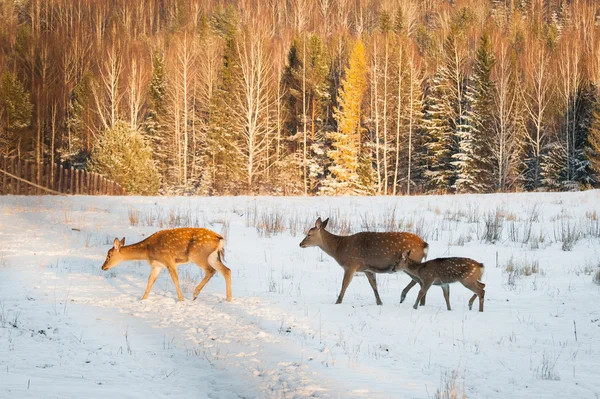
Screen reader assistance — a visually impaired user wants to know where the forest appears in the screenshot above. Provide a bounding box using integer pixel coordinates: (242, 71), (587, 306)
(0, 0), (600, 196)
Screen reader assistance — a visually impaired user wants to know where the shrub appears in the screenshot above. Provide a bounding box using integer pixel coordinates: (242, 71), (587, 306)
(91, 121), (161, 195)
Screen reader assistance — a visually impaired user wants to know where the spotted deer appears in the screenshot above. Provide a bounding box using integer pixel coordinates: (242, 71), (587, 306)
(393, 250), (485, 312)
(299, 217), (429, 305)
(101, 228), (232, 302)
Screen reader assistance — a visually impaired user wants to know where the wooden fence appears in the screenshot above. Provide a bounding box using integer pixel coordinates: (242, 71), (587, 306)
(0, 156), (125, 195)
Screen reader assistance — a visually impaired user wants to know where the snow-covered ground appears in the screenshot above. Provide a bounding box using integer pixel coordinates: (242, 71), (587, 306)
(1, 192), (599, 398)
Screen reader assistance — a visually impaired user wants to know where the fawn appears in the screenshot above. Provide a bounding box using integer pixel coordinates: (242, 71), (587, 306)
(394, 250), (485, 312)
(299, 217), (429, 305)
(101, 228), (232, 302)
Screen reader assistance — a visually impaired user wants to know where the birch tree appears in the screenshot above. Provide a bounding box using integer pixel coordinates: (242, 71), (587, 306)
(230, 28), (276, 192)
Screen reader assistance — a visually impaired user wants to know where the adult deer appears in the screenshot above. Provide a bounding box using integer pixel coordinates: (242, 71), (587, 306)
(299, 217), (428, 305)
(394, 250), (485, 311)
(101, 228), (232, 302)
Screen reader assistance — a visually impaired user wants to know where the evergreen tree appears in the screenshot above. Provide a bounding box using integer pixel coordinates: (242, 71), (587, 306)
(453, 33), (496, 193)
(540, 140), (568, 190)
(91, 121), (161, 195)
(322, 39), (370, 195)
(0, 71), (32, 157)
(546, 84), (595, 190)
(200, 6), (242, 194)
(65, 73), (94, 160)
(145, 51), (169, 181)
(282, 34), (332, 193)
(585, 91), (600, 184)
(422, 70), (454, 192)
(571, 84), (595, 186)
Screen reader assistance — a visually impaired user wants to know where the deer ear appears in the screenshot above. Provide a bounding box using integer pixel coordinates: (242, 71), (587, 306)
(120, 237), (126, 246)
(321, 218), (329, 229)
(315, 217), (323, 228)
(403, 250), (411, 260)
(113, 237), (122, 250)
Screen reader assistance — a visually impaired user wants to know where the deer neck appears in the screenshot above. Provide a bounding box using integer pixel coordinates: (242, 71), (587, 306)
(403, 257), (424, 275)
(119, 242), (149, 261)
(319, 229), (342, 260)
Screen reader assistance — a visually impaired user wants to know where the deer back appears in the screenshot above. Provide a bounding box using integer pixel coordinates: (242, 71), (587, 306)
(418, 257), (484, 284)
(145, 228), (223, 264)
(338, 232), (428, 270)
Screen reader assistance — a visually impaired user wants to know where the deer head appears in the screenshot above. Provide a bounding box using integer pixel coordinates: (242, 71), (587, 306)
(101, 237), (126, 270)
(299, 217), (329, 248)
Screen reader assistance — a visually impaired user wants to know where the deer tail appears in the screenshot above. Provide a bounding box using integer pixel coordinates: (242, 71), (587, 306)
(422, 242), (429, 261)
(217, 236), (225, 262)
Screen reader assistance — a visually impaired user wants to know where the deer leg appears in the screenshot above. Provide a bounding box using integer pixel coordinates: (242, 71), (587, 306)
(401, 275), (426, 305)
(477, 281), (485, 312)
(441, 284), (451, 311)
(464, 281), (485, 312)
(192, 264), (216, 300)
(365, 272), (383, 305)
(400, 279), (417, 303)
(413, 281), (433, 310)
(336, 266), (358, 304)
(166, 265), (184, 302)
(468, 294), (478, 310)
(142, 267), (162, 300)
(207, 251), (232, 302)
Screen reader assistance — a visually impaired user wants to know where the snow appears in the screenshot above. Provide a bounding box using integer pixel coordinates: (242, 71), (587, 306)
(1, 192), (600, 398)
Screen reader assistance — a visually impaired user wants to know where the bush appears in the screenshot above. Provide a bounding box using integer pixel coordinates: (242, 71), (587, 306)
(91, 121), (161, 195)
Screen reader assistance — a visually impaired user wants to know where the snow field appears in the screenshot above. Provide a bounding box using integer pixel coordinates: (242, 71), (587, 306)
(1, 192), (599, 398)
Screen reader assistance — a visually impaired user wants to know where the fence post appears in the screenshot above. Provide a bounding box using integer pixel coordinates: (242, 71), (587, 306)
(35, 162), (40, 195)
(86, 171), (91, 195)
(57, 164), (63, 193)
(16, 159), (21, 194)
(1, 157), (6, 194)
(94, 173), (99, 195)
(63, 166), (68, 194)
(69, 167), (74, 194)
(46, 163), (51, 192)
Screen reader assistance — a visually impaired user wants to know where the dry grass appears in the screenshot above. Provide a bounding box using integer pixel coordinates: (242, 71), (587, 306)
(128, 208), (140, 226)
(434, 368), (466, 399)
(504, 256), (543, 290)
(593, 269), (600, 285)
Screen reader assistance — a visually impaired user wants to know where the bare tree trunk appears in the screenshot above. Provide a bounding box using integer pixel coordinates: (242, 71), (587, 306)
(382, 37), (389, 194)
(393, 44), (404, 196)
(373, 39), (381, 194)
(303, 35), (308, 195)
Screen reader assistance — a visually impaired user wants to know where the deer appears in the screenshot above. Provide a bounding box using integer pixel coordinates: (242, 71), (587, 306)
(393, 250), (486, 312)
(101, 227), (232, 302)
(299, 217), (429, 305)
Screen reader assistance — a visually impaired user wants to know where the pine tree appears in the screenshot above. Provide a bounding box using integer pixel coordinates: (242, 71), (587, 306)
(282, 34), (332, 194)
(540, 140), (567, 190)
(422, 70), (454, 192)
(0, 71), (32, 157)
(586, 90), (600, 184)
(204, 14), (241, 194)
(91, 121), (161, 195)
(65, 73), (93, 161)
(322, 38), (370, 195)
(571, 84), (595, 187)
(145, 51), (168, 182)
(453, 33), (496, 193)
